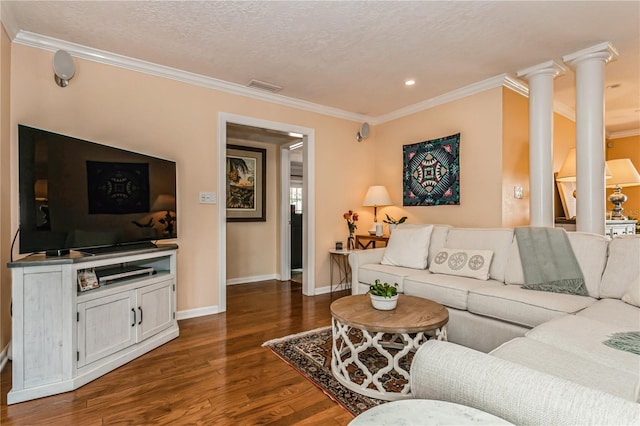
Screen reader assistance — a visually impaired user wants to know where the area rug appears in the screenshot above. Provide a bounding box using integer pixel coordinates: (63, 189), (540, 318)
(262, 326), (389, 416)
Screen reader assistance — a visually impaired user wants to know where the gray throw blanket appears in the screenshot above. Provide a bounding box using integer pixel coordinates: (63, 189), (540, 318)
(515, 227), (588, 296)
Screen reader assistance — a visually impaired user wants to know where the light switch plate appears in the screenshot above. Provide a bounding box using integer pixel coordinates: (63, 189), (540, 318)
(199, 191), (217, 204)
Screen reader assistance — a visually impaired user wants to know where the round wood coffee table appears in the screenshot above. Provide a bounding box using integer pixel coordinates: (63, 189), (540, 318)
(330, 294), (448, 401)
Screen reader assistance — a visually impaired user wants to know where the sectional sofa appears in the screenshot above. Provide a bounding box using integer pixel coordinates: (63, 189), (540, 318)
(348, 224), (640, 421)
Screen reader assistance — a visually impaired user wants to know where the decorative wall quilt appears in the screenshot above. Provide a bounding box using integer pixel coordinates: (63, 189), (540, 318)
(403, 133), (460, 206)
(86, 161), (150, 214)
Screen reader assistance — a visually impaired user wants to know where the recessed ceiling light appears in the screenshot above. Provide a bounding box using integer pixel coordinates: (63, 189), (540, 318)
(288, 132), (303, 138)
(405, 79), (416, 86)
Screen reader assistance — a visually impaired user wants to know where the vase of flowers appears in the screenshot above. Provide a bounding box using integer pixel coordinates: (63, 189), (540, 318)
(343, 210), (358, 250)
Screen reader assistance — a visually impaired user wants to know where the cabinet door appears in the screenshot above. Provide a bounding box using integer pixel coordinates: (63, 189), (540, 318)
(137, 280), (174, 342)
(77, 291), (136, 367)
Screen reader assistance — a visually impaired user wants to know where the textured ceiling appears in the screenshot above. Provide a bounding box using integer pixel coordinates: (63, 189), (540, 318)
(2, 1), (639, 134)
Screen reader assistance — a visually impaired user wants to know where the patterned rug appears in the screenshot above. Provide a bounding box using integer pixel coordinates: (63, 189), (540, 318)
(263, 326), (392, 416)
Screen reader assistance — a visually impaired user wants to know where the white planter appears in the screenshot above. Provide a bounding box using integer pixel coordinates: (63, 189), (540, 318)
(388, 224), (397, 234)
(370, 294), (399, 310)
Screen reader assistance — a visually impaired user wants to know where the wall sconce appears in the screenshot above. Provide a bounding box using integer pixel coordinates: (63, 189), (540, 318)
(605, 158), (640, 220)
(356, 122), (370, 142)
(53, 50), (76, 87)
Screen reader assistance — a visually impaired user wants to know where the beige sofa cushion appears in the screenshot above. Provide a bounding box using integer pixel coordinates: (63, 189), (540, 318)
(394, 223), (451, 267)
(358, 264), (413, 292)
(381, 225), (433, 269)
(600, 235), (640, 299)
(577, 298), (640, 329)
(505, 231), (608, 298)
(444, 228), (514, 282)
(404, 272), (502, 310)
(491, 337), (639, 402)
(526, 315), (640, 376)
(468, 284), (595, 328)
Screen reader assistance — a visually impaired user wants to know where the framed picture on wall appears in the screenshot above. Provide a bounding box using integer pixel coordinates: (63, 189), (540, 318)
(226, 145), (266, 222)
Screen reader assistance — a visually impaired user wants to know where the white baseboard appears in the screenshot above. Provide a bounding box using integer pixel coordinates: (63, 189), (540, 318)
(0, 341), (10, 372)
(314, 285), (332, 295)
(176, 305), (220, 320)
(226, 274), (279, 286)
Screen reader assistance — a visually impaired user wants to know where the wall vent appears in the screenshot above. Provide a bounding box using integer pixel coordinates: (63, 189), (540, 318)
(247, 79), (283, 93)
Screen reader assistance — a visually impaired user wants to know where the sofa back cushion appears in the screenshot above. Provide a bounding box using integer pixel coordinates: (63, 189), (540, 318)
(600, 235), (640, 299)
(381, 225), (433, 269)
(505, 231), (608, 298)
(392, 223), (451, 267)
(444, 228), (514, 282)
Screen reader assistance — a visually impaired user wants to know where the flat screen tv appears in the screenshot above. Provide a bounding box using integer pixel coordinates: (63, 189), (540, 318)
(18, 124), (177, 255)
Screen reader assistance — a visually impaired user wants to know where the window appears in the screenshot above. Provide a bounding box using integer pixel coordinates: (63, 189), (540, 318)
(290, 186), (303, 214)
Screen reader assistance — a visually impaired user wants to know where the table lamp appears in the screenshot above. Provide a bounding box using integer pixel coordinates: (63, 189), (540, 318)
(605, 158), (640, 220)
(362, 185), (391, 235)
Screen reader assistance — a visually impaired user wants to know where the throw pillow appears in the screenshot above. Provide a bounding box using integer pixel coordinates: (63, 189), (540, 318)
(428, 248), (494, 280)
(381, 225), (433, 269)
(622, 272), (640, 307)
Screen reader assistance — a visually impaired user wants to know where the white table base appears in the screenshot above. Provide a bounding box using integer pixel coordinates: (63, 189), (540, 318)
(331, 317), (447, 401)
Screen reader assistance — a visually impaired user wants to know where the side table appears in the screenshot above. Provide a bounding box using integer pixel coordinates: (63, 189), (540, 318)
(329, 249), (353, 292)
(355, 234), (389, 249)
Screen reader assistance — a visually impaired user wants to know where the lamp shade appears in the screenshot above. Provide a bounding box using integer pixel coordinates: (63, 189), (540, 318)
(151, 194), (176, 212)
(362, 185), (392, 207)
(605, 159), (640, 188)
(556, 149), (577, 182)
(556, 148), (612, 182)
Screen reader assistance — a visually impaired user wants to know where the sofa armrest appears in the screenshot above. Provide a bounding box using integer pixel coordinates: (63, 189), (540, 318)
(348, 248), (385, 294)
(410, 340), (640, 425)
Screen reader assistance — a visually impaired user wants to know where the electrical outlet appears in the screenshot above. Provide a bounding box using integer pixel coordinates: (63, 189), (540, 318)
(199, 192), (217, 204)
(514, 186), (524, 199)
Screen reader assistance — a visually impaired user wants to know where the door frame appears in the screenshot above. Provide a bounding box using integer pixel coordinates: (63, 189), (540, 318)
(217, 113), (315, 312)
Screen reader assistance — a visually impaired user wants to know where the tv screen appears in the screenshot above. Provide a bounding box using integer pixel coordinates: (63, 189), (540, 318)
(18, 124), (177, 255)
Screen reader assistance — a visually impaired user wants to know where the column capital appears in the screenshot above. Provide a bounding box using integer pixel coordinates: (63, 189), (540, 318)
(517, 60), (567, 81)
(563, 42), (619, 69)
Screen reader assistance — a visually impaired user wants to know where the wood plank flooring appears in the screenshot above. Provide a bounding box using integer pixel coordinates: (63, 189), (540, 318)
(0, 281), (353, 425)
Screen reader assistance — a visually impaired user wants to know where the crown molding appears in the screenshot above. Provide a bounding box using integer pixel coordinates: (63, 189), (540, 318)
(607, 128), (640, 140)
(8, 29), (637, 136)
(374, 74), (517, 125)
(11, 30), (370, 124)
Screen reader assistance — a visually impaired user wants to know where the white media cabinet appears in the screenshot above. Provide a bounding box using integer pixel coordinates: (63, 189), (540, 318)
(7, 244), (179, 404)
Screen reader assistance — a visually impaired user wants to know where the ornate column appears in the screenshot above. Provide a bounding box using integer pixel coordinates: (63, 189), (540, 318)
(517, 61), (566, 227)
(563, 42), (618, 234)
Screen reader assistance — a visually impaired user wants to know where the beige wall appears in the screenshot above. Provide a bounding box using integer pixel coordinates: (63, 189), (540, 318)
(372, 88), (505, 228)
(501, 88), (530, 228)
(1, 26), (12, 353)
(7, 43), (375, 320)
(606, 135), (640, 219)
(226, 139), (279, 281)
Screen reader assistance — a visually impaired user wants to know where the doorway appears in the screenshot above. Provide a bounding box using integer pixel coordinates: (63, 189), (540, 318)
(218, 113), (316, 313)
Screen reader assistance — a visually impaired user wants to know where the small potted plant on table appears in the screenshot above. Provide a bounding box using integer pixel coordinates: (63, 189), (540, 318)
(368, 279), (399, 310)
(383, 214), (407, 234)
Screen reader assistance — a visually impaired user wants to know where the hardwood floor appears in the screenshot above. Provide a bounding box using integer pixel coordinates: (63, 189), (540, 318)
(1, 281), (353, 425)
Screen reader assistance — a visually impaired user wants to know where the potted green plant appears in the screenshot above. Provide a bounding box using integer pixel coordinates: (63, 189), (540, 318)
(383, 214), (407, 234)
(368, 279), (399, 310)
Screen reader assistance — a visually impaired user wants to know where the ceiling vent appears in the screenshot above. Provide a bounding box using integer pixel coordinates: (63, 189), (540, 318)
(247, 79), (283, 93)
